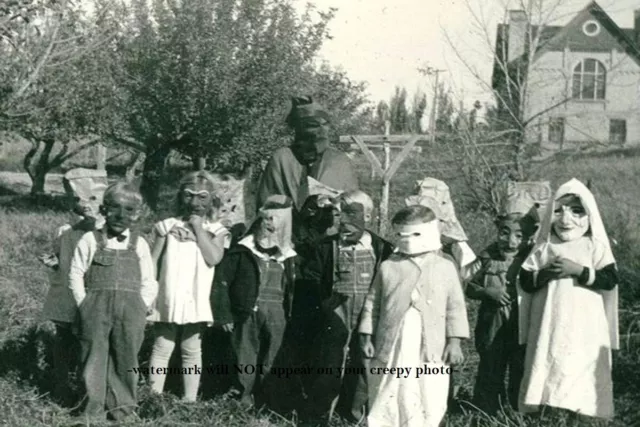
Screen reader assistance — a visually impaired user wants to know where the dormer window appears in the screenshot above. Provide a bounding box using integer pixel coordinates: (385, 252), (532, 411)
(572, 58), (606, 100)
(582, 20), (601, 37)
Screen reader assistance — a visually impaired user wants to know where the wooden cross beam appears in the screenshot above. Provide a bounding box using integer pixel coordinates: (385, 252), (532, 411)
(339, 126), (429, 235)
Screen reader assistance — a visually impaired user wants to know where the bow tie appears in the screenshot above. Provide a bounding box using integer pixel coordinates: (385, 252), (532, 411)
(107, 231), (127, 242)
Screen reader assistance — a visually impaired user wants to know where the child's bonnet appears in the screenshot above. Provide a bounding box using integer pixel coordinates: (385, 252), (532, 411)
(519, 178), (618, 349)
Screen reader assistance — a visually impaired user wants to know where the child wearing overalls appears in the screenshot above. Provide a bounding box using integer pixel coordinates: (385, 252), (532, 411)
(68, 181), (157, 421)
(212, 195), (296, 407)
(303, 190), (394, 422)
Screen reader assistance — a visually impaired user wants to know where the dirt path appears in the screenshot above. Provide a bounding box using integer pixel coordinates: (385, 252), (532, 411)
(0, 172), (65, 195)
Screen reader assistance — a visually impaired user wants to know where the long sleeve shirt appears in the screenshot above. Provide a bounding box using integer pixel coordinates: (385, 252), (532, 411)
(68, 229), (158, 307)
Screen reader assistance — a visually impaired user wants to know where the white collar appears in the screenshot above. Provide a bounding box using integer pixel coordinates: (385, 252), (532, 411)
(339, 231), (373, 250)
(239, 234), (296, 262)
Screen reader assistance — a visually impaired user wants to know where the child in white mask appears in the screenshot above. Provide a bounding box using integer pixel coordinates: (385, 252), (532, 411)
(518, 178), (618, 420)
(360, 205), (469, 427)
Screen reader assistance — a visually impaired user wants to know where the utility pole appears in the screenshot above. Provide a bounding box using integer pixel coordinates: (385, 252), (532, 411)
(418, 65), (446, 144)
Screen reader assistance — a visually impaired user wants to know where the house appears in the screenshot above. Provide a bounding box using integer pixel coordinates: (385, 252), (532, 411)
(492, 1), (640, 149)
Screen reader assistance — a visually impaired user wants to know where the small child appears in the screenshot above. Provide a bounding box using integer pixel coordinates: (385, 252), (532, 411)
(465, 197), (538, 414)
(211, 195), (297, 407)
(40, 168), (106, 405)
(68, 181), (158, 421)
(360, 205), (470, 427)
(405, 177), (477, 405)
(518, 178), (618, 419)
(303, 190), (394, 422)
(147, 171), (230, 401)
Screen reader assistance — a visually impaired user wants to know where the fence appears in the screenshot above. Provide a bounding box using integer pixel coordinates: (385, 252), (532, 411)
(340, 132), (519, 233)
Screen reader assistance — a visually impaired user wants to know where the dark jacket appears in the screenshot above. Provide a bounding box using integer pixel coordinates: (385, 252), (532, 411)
(300, 230), (394, 311)
(465, 242), (529, 352)
(211, 243), (296, 325)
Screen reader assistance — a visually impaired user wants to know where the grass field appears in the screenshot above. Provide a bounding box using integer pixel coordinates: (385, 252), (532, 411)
(0, 145), (639, 426)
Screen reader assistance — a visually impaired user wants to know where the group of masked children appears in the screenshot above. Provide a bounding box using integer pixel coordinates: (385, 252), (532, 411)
(42, 167), (619, 426)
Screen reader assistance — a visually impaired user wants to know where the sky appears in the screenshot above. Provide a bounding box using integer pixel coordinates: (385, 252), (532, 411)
(298, 0), (639, 110)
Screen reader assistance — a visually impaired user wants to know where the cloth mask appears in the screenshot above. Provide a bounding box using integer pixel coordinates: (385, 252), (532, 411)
(256, 205), (293, 255)
(63, 168), (107, 226)
(394, 220), (442, 255)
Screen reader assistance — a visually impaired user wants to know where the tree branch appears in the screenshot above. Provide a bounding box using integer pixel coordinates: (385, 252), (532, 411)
(8, 1), (65, 107)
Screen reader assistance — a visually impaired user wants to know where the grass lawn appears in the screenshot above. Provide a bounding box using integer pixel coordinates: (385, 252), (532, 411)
(0, 146), (638, 426)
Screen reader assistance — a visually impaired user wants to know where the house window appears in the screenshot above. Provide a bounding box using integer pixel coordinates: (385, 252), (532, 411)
(572, 59), (606, 100)
(609, 119), (626, 144)
(549, 117), (565, 144)
(582, 20), (601, 37)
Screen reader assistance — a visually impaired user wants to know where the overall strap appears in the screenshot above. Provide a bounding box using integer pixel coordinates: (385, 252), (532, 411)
(127, 232), (139, 251)
(93, 230), (108, 250)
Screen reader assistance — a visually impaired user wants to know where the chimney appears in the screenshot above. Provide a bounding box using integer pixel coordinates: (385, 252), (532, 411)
(508, 10), (527, 62)
(635, 9), (640, 47)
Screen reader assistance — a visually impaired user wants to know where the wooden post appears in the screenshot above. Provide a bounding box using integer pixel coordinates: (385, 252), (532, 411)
(427, 69), (445, 144)
(342, 133), (423, 236)
(379, 121), (392, 235)
(96, 144), (106, 171)
(196, 157), (206, 171)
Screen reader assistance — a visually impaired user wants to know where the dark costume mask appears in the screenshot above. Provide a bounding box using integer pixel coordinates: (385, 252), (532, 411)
(286, 96), (331, 165)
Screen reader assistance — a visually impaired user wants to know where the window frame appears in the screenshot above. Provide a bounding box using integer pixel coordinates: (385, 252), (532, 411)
(571, 58), (606, 101)
(548, 117), (565, 145)
(582, 20), (601, 37)
(609, 119), (627, 145)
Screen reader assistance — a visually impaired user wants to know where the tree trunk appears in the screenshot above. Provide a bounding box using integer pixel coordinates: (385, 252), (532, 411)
(30, 169), (47, 195)
(140, 143), (172, 210)
(24, 138), (56, 195)
(125, 152), (144, 182)
(193, 156), (206, 171)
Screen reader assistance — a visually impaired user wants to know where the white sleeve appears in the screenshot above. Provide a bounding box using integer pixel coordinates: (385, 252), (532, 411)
(137, 237), (158, 308)
(68, 232), (96, 306)
(206, 221), (232, 248)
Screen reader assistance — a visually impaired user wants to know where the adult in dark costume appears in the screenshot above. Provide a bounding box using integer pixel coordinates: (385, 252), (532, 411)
(257, 96), (359, 213)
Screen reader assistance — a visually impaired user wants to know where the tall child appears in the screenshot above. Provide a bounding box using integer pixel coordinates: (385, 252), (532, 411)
(518, 178), (618, 419)
(303, 190), (394, 422)
(466, 197), (538, 414)
(148, 171), (230, 401)
(69, 181), (158, 421)
(211, 195), (297, 407)
(360, 205), (469, 427)
(40, 168), (107, 405)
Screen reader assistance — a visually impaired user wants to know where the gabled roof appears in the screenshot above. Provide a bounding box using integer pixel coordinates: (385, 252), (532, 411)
(492, 1), (640, 89)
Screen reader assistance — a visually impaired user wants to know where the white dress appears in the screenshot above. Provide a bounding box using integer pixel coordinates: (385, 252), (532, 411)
(519, 236), (614, 418)
(147, 218), (228, 325)
(368, 289), (450, 427)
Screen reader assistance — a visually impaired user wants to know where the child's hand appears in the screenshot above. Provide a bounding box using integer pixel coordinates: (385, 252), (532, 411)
(484, 287), (511, 306)
(360, 334), (375, 359)
(443, 338), (464, 365)
(38, 253), (60, 270)
(547, 257), (584, 278)
(188, 214), (205, 230)
(221, 323), (234, 333)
